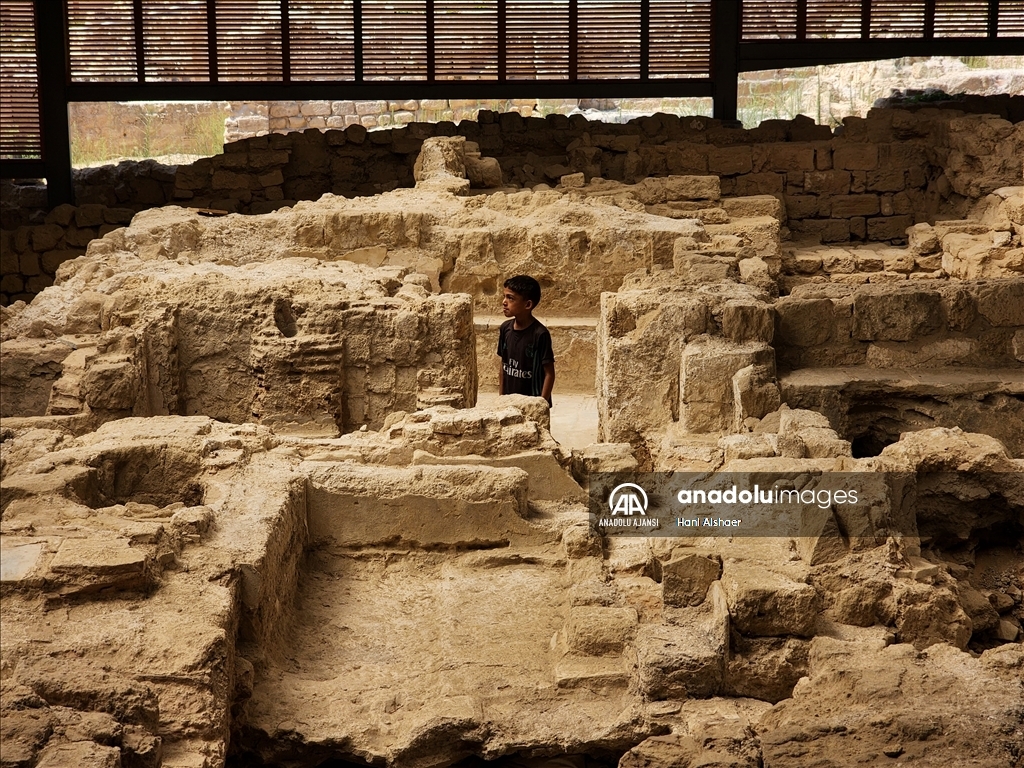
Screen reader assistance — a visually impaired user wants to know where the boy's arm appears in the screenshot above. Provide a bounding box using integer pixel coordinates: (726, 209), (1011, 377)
(497, 354), (505, 395)
(541, 361), (555, 404)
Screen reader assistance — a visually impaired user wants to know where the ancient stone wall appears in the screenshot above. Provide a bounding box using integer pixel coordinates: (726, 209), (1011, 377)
(3, 100), (1022, 306)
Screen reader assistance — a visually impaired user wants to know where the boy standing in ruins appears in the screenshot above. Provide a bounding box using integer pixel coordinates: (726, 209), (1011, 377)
(497, 275), (555, 406)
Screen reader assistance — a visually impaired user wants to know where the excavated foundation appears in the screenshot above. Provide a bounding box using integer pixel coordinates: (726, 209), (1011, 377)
(1, 125), (1022, 768)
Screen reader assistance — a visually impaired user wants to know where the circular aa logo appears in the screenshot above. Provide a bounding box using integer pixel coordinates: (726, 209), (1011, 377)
(608, 483), (648, 516)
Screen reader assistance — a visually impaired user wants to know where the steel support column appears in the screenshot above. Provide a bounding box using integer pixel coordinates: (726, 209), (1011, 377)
(712, 0), (740, 123)
(36, 0), (73, 205)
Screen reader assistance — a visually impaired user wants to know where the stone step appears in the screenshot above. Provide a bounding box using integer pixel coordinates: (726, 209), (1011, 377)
(780, 366), (1024, 397)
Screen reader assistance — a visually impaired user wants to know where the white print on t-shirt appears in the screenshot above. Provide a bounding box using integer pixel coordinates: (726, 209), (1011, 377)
(503, 358), (532, 379)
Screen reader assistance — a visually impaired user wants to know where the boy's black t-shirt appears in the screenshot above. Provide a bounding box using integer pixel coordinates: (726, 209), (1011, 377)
(497, 318), (554, 403)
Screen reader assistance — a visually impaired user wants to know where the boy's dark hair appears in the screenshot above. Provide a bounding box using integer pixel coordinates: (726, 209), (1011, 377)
(504, 275), (541, 306)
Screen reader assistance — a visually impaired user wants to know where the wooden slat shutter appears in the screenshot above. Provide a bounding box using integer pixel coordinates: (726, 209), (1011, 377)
(578, 0), (641, 79)
(215, 0), (282, 81)
(870, 0), (926, 38)
(649, 0), (712, 78)
(363, 0), (426, 81)
(999, 1), (1024, 36)
(0, 0), (41, 160)
(67, 0), (137, 82)
(142, 0), (209, 81)
(742, 0), (798, 39)
(506, 0), (569, 79)
(289, 0), (355, 80)
(933, 1), (988, 37)
(805, 0), (862, 39)
(435, 0), (498, 80)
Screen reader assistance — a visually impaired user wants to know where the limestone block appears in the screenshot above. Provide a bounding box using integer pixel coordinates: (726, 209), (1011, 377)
(307, 464), (537, 548)
(45, 202), (76, 226)
(852, 285), (942, 341)
(1013, 330), (1024, 362)
(83, 360), (141, 411)
(867, 215), (914, 242)
(819, 247), (855, 273)
(31, 224), (64, 252)
(958, 587), (1000, 634)
(636, 582), (728, 698)
(104, 207), (135, 224)
(554, 655), (633, 692)
(48, 537), (151, 594)
(768, 143), (815, 171)
(725, 636), (809, 703)
(996, 619), (1020, 642)
(722, 562), (818, 637)
(831, 194), (880, 218)
(300, 100), (331, 117)
(722, 300), (774, 343)
(562, 525), (603, 559)
(800, 426), (851, 459)
(269, 101), (299, 117)
(681, 337), (775, 433)
(732, 364), (781, 429)
(566, 606), (638, 655)
(413, 136), (470, 194)
(894, 585), (972, 649)
(833, 142), (878, 171)
(75, 203), (106, 227)
(465, 155), (503, 188)
(719, 433), (776, 463)
(778, 407), (831, 434)
(974, 280), (1024, 326)
(36, 741), (121, 768)
(723, 195), (783, 220)
(738, 256), (773, 291)
(774, 297), (834, 347)
(854, 252), (884, 272)
(571, 443), (638, 485)
(804, 170), (851, 195)
(796, 504), (847, 566)
(708, 146), (753, 176)
(662, 554), (722, 607)
(19, 250), (40, 275)
(674, 251), (738, 283)
(634, 175), (721, 203)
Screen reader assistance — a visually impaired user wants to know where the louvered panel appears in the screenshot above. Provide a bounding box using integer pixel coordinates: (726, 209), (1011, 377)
(363, 0), (426, 81)
(870, 0), (925, 38)
(142, 0), (209, 81)
(67, 0), (137, 82)
(435, 0), (497, 80)
(806, 0), (862, 39)
(216, 0), (282, 81)
(999, 1), (1024, 36)
(933, 1), (988, 37)
(649, 0), (711, 78)
(0, 0), (41, 159)
(289, 0), (355, 81)
(506, 0), (569, 79)
(578, 0), (640, 79)
(741, 0), (797, 39)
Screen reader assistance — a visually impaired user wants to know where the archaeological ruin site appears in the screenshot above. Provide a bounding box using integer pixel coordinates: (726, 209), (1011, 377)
(1, 3), (1023, 768)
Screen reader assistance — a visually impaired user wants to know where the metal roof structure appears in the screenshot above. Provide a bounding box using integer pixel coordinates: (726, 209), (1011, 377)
(2, 0), (1022, 205)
